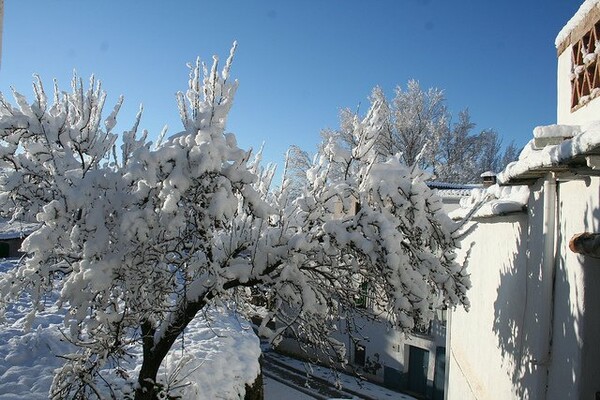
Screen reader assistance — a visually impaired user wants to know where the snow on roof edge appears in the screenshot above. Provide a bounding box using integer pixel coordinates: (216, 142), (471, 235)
(449, 200), (526, 220)
(435, 188), (477, 199)
(427, 181), (481, 190)
(555, 0), (600, 48)
(426, 181), (479, 200)
(533, 124), (580, 139)
(453, 120), (600, 220)
(497, 121), (600, 184)
(448, 184), (530, 220)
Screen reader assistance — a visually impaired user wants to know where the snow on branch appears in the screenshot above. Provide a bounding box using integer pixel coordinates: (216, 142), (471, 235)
(0, 43), (471, 400)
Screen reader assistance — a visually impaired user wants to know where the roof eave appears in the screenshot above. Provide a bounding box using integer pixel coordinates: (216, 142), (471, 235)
(556, 0), (600, 55)
(499, 145), (600, 186)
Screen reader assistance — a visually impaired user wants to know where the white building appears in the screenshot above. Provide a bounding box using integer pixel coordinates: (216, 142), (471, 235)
(447, 1), (600, 399)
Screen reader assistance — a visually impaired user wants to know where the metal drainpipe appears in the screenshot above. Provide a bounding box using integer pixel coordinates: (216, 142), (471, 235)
(535, 172), (557, 397)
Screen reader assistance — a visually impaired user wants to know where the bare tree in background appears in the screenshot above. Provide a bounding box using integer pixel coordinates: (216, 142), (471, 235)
(283, 144), (311, 199)
(433, 109), (480, 183)
(289, 81), (518, 185)
(390, 80), (447, 168)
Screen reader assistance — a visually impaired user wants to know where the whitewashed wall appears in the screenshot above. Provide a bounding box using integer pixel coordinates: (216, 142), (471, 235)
(548, 176), (600, 399)
(449, 179), (552, 400)
(448, 176), (600, 399)
(447, 213), (534, 400)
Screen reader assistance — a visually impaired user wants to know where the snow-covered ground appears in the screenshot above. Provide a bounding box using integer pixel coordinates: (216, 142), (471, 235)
(0, 258), (417, 399)
(0, 260), (261, 399)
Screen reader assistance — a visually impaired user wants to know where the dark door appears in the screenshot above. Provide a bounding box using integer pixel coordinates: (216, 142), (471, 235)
(408, 346), (429, 396)
(0, 242), (9, 258)
(433, 347), (446, 400)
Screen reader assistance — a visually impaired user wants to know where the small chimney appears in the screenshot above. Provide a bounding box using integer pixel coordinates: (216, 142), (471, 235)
(481, 171), (496, 187)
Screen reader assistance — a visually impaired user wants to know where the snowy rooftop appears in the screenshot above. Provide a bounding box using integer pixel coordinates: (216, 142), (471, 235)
(427, 181), (480, 199)
(556, 0), (600, 50)
(427, 181), (480, 190)
(0, 219), (39, 240)
(497, 121), (600, 185)
(450, 120), (600, 219)
(435, 187), (479, 200)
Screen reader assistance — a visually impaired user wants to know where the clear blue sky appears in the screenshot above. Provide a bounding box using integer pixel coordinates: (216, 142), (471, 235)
(0, 0), (583, 173)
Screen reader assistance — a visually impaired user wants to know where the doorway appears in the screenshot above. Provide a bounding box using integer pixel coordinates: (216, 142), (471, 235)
(407, 345), (429, 396)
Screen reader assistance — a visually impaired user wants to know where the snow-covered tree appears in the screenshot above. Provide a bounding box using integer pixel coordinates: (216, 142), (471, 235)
(281, 144), (311, 200)
(476, 128), (504, 174)
(433, 109), (482, 183)
(0, 46), (470, 400)
(277, 89), (471, 341)
(390, 80), (447, 168)
(0, 46), (275, 399)
(304, 82), (518, 185)
(317, 82), (446, 172)
(499, 140), (519, 174)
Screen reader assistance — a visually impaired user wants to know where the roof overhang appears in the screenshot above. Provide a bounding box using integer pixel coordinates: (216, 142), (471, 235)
(556, 0), (600, 55)
(499, 142), (600, 186)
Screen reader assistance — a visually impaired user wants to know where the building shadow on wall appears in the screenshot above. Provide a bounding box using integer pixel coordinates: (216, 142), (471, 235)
(580, 199), (600, 397)
(492, 214), (581, 398)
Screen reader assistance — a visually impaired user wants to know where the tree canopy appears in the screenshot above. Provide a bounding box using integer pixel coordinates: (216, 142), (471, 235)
(0, 46), (470, 399)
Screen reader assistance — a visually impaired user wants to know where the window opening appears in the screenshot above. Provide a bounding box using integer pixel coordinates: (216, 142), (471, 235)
(571, 20), (600, 110)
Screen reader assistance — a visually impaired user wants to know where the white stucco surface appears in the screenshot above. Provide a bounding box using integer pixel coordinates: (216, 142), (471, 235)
(448, 176), (600, 400)
(547, 177), (600, 399)
(448, 213), (534, 400)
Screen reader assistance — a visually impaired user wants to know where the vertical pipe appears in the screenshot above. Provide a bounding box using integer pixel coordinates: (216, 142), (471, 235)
(536, 172), (557, 397)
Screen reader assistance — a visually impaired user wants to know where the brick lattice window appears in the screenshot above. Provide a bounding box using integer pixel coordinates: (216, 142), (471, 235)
(571, 20), (600, 109)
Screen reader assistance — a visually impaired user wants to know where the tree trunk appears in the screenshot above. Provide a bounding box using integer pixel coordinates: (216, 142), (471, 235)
(132, 279), (263, 400)
(134, 320), (174, 400)
(133, 352), (165, 400)
(133, 301), (206, 400)
(244, 355), (264, 400)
